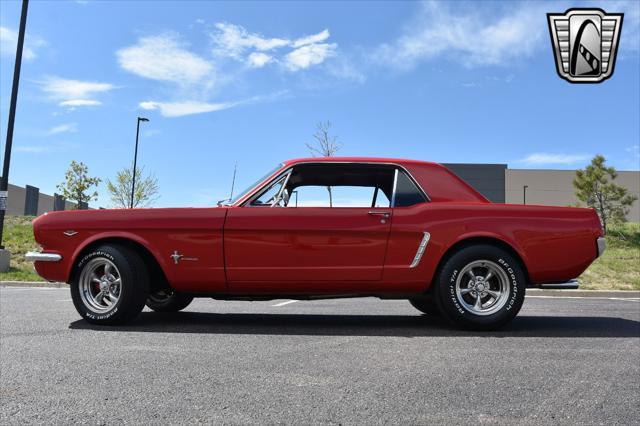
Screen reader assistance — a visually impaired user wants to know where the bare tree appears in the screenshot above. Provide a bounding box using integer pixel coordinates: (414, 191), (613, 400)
(305, 121), (341, 206)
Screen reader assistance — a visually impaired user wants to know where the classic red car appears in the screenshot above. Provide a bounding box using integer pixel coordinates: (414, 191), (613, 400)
(26, 157), (605, 329)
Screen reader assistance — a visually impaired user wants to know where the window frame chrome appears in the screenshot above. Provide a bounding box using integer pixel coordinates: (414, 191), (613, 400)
(237, 161), (430, 208)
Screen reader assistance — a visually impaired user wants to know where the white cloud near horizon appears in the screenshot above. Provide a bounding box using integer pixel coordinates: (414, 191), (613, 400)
(519, 153), (590, 165)
(38, 76), (114, 108)
(374, 1), (548, 70)
(117, 34), (214, 86)
(0, 26), (46, 61)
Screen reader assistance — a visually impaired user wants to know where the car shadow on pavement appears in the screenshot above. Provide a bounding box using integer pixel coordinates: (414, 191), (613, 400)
(69, 313), (640, 338)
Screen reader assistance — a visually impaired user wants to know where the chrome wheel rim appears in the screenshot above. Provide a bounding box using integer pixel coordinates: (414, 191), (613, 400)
(79, 258), (122, 313)
(455, 260), (510, 316)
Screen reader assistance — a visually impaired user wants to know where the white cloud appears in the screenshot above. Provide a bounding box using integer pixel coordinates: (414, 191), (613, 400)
(519, 153), (590, 165)
(292, 29), (330, 48)
(211, 22), (289, 58)
(47, 123), (77, 135)
(284, 43), (336, 71)
(608, 1), (640, 51)
(139, 100), (235, 117)
(59, 99), (102, 107)
(16, 141), (78, 154)
(211, 23), (337, 72)
(626, 145), (640, 159)
(117, 34), (214, 85)
(39, 76), (114, 107)
(0, 26), (46, 60)
(139, 91), (288, 118)
(247, 52), (273, 68)
(375, 1), (547, 70)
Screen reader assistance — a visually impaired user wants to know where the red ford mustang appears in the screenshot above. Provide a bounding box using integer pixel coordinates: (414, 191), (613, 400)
(26, 157), (605, 329)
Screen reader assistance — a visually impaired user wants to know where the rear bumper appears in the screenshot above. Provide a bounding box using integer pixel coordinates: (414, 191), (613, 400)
(597, 237), (606, 258)
(25, 252), (62, 262)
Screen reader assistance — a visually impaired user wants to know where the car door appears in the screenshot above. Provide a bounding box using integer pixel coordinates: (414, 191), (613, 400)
(223, 163), (394, 287)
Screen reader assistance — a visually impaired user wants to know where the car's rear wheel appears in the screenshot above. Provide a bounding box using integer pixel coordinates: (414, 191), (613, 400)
(409, 297), (441, 316)
(146, 289), (193, 312)
(71, 244), (149, 325)
(434, 244), (525, 330)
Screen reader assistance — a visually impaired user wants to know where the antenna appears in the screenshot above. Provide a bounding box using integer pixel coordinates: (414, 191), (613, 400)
(229, 161), (237, 200)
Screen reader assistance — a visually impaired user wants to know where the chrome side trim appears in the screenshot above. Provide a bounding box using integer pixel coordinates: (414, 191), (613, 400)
(25, 252), (62, 262)
(597, 237), (606, 258)
(409, 232), (431, 268)
(237, 161), (431, 207)
(539, 279), (579, 289)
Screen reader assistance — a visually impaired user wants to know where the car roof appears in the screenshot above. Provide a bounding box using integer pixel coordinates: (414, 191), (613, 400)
(282, 157), (444, 168)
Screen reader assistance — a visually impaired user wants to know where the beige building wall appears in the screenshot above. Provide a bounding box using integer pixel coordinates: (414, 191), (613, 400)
(6, 184), (26, 216)
(37, 192), (55, 216)
(506, 169), (640, 222)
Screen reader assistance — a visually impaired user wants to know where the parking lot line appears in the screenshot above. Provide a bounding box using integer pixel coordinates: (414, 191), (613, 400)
(272, 300), (298, 307)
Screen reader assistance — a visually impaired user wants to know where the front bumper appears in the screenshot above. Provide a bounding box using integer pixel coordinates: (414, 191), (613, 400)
(25, 252), (62, 262)
(597, 237), (606, 258)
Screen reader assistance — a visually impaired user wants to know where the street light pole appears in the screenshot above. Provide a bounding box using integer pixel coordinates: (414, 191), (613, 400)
(130, 117), (149, 209)
(523, 185), (528, 205)
(0, 0), (29, 252)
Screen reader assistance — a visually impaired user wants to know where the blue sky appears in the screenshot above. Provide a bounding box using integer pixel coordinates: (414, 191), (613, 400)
(1, 0), (639, 208)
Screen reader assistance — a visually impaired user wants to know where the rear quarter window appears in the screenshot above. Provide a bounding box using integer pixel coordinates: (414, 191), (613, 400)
(394, 170), (427, 207)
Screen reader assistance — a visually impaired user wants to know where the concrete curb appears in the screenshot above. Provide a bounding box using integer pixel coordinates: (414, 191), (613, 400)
(526, 289), (640, 298)
(1, 281), (66, 288)
(1, 281), (639, 298)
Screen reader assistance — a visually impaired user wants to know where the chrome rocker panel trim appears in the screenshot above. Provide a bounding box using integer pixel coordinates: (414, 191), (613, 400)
(539, 279), (579, 290)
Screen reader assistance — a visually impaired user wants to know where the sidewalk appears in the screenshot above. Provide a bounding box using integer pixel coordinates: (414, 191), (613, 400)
(1, 281), (639, 298)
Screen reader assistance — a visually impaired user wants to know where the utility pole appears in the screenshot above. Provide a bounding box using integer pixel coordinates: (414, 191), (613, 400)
(0, 0), (29, 271)
(523, 185), (528, 205)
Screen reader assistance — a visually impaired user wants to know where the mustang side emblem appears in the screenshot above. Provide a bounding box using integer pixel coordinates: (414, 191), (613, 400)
(547, 8), (623, 83)
(170, 250), (198, 265)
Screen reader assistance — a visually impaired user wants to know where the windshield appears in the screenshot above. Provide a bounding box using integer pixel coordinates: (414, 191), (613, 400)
(227, 164), (283, 205)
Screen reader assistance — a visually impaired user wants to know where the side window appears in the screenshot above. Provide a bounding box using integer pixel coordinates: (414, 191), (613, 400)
(284, 163), (395, 208)
(393, 170), (427, 207)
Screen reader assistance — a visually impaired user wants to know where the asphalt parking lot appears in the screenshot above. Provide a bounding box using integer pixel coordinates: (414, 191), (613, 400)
(1, 287), (639, 425)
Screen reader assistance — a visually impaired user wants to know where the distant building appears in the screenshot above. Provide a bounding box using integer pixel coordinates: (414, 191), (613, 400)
(4, 182), (82, 216)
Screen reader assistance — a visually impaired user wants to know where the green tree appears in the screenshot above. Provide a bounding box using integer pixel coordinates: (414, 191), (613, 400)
(107, 166), (159, 208)
(573, 155), (637, 233)
(56, 161), (101, 209)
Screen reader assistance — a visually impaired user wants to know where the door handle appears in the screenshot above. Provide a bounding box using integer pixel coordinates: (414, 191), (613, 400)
(368, 211), (390, 218)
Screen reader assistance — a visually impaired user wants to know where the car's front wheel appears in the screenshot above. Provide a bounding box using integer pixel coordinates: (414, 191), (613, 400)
(71, 244), (149, 325)
(146, 289), (193, 312)
(434, 244), (526, 330)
